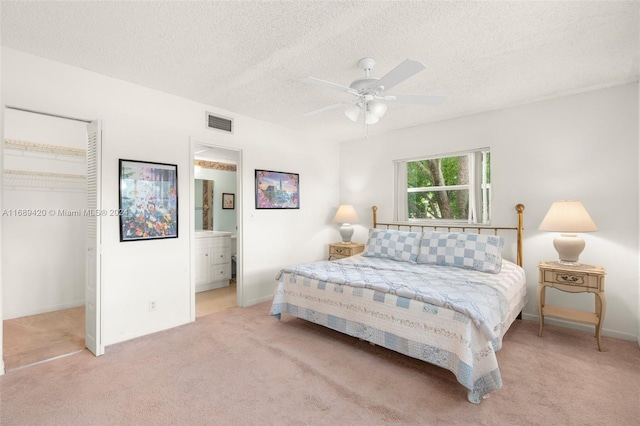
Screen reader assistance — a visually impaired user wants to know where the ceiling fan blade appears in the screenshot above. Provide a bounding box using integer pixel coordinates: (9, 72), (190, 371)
(303, 102), (351, 117)
(386, 94), (446, 106)
(373, 59), (426, 92)
(300, 77), (358, 95)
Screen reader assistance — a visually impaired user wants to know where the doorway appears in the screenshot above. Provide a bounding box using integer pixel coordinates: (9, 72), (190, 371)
(192, 141), (242, 319)
(1, 107), (89, 370)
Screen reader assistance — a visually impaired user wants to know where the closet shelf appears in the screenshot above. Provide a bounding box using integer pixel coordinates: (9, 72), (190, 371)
(4, 139), (86, 158)
(3, 169), (86, 192)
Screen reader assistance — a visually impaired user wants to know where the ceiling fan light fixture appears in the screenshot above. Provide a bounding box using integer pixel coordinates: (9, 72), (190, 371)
(301, 57), (443, 127)
(368, 100), (388, 117)
(345, 104), (361, 122)
(365, 113), (379, 125)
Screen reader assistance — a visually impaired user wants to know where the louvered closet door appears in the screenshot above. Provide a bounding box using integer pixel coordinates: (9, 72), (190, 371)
(85, 120), (103, 356)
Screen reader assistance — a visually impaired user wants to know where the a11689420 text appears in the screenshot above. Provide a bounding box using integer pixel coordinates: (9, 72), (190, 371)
(2, 209), (125, 217)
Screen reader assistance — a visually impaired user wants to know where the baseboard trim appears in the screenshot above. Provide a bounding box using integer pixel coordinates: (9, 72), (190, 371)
(245, 294), (274, 307)
(3, 301), (85, 321)
(196, 280), (230, 293)
(521, 312), (637, 342)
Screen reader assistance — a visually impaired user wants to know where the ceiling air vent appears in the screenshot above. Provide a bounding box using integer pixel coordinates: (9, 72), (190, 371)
(205, 112), (233, 134)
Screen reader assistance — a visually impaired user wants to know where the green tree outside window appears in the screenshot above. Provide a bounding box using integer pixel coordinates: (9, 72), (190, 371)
(403, 150), (490, 222)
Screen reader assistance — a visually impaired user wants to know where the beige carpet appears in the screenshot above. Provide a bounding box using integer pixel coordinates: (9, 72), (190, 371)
(3, 283), (236, 371)
(1, 301), (638, 425)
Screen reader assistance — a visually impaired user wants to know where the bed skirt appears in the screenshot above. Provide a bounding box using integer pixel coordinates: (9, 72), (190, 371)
(270, 273), (526, 403)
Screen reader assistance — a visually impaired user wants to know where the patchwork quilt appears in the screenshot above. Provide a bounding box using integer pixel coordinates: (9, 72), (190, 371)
(270, 255), (527, 403)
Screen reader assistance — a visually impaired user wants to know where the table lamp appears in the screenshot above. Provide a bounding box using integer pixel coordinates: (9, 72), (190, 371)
(538, 200), (598, 265)
(333, 205), (359, 243)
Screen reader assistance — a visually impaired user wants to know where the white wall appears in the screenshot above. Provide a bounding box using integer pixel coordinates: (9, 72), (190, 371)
(1, 47), (341, 348)
(2, 109), (87, 318)
(340, 83), (639, 341)
(0, 42), (5, 374)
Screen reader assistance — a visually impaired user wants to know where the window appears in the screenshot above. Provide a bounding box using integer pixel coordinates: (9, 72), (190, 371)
(394, 148), (491, 224)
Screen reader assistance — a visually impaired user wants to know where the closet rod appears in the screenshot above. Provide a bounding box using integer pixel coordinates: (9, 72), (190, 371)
(5, 105), (92, 124)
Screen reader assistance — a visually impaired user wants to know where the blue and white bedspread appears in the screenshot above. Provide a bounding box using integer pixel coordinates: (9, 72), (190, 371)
(270, 255), (527, 403)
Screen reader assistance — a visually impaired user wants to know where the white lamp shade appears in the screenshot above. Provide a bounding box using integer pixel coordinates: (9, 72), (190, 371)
(368, 101), (388, 117)
(365, 113), (379, 125)
(345, 105), (361, 122)
(333, 205), (359, 224)
(539, 201), (598, 232)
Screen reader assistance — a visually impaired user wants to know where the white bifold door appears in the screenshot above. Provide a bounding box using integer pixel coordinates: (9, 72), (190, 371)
(85, 120), (103, 356)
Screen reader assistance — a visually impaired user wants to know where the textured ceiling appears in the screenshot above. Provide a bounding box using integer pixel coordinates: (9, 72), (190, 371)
(1, 1), (638, 143)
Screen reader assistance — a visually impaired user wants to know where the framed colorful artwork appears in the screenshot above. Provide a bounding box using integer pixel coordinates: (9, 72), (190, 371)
(119, 159), (178, 241)
(222, 193), (235, 209)
(255, 169), (299, 209)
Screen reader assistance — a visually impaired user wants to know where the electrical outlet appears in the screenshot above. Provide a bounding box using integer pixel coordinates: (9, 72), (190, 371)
(149, 300), (157, 312)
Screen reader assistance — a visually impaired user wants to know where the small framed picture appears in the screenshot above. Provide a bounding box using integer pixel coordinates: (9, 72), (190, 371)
(255, 169), (300, 209)
(222, 193), (235, 209)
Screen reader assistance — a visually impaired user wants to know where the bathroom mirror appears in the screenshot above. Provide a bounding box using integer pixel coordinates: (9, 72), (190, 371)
(195, 179), (214, 230)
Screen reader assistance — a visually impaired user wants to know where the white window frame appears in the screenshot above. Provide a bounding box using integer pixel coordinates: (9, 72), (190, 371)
(393, 148), (491, 224)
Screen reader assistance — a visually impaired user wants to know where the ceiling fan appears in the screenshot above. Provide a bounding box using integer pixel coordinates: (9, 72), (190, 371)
(300, 57), (445, 125)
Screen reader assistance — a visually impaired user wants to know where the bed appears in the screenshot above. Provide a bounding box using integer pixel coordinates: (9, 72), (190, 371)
(270, 204), (526, 403)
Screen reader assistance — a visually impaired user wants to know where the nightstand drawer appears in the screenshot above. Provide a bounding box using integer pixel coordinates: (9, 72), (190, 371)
(543, 270), (600, 289)
(328, 242), (365, 260)
(330, 246), (357, 256)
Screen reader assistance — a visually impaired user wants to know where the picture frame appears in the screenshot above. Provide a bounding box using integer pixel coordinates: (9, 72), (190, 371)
(255, 169), (300, 209)
(119, 159), (178, 242)
(222, 193), (235, 210)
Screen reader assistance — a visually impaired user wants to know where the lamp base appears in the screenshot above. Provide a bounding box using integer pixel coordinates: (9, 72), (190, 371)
(557, 260), (581, 266)
(339, 223), (354, 243)
(553, 233), (585, 265)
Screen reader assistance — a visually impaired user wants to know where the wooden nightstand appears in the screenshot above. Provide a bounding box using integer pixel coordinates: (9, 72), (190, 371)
(537, 261), (606, 351)
(328, 242), (364, 260)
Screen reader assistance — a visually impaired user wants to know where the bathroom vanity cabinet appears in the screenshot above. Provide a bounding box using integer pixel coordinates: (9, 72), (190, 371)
(195, 232), (232, 292)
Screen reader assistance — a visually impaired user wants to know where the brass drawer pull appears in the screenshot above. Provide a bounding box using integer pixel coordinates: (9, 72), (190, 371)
(559, 275), (579, 282)
(335, 248), (344, 254)
(551, 271), (585, 285)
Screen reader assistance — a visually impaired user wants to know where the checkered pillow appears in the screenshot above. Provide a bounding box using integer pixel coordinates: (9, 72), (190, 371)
(417, 230), (505, 274)
(362, 229), (422, 263)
